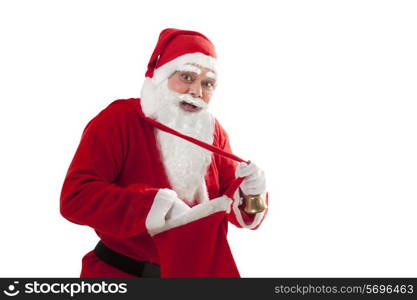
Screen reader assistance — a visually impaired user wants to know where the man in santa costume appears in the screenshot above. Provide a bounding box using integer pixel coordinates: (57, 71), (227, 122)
(60, 28), (268, 278)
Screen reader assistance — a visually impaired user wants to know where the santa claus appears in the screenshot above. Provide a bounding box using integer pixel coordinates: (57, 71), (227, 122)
(60, 28), (268, 278)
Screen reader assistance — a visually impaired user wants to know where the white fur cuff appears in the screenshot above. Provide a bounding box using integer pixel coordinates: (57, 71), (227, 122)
(145, 188), (177, 233)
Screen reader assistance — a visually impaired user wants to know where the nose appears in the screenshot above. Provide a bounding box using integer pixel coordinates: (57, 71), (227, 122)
(188, 80), (203, 99)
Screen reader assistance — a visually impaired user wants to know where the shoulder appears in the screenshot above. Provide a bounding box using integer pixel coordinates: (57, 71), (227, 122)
(91, 98), (140, 123)
(101, 98), (140, 117)
(83, 98), (141, 134)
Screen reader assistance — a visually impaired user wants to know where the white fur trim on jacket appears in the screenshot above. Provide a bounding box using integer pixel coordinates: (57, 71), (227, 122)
(147, 195), (232, 236)
(232, 189), (266, 229)
(151, 52), (218, 85)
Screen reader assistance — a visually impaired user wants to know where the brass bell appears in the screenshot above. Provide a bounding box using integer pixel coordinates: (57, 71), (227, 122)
(243, 193), (267, 214)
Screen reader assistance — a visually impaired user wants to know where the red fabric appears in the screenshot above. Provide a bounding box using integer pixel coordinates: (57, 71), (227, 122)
(145, 28), (216, 78)
(153, 211), (240, 277)
(61, 98), (260, 277)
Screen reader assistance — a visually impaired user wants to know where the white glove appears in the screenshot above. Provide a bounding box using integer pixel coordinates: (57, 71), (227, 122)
(235, 162), (266, 195)
(146, 188), (188, 231)
(166, 196), (191, 220)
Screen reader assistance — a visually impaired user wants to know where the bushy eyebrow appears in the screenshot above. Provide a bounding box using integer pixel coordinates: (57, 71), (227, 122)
(205, 71), (216, 80)
(176, 64), (201, 75)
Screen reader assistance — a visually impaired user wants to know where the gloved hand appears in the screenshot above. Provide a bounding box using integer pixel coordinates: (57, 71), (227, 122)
(235, 162), (266, 195)
(146, 188), (189, 231)
(166, 196), (191, 220)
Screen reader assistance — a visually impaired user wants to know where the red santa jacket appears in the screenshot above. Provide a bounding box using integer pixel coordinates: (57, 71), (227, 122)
(60, 98), (266, 274)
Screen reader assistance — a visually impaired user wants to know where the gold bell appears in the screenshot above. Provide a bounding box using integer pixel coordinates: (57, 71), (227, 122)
(243, 193), (267, 214)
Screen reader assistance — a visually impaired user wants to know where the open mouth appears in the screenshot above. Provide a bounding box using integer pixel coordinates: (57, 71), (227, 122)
(179, 101), (201, 112)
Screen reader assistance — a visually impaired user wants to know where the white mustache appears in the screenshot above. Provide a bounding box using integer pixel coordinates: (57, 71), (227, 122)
(176, 93), (208, 109)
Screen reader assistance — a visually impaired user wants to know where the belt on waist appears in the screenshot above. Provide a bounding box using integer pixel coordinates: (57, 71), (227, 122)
(93, 240), (160, 278)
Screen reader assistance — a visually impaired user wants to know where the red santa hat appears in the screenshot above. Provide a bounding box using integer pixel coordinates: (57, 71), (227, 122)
(145, 28), (218, 85)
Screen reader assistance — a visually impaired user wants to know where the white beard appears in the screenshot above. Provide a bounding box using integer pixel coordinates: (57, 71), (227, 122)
(140, 78), (215, 206)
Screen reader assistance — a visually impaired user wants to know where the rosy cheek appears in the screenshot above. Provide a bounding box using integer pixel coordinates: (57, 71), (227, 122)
(203, 90), (213, 103)
(168, 77), (188, 94)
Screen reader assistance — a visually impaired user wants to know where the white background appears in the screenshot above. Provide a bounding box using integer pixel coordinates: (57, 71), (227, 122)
(0, 0), (416, 277)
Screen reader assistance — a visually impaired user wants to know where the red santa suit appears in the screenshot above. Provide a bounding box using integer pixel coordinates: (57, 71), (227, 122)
(60, 28), (268, 278)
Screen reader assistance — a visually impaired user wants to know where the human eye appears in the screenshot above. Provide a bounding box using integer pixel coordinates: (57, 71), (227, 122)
(180, 72), (194, 82)
(202, 80), (215, 89)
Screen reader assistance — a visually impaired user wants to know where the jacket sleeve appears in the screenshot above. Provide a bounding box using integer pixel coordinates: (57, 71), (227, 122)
(215, 121), (268, 230)
(60, 101), (159, 238)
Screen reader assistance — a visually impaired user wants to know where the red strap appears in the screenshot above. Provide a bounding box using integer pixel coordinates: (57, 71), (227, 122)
(133, 99), (248, 198)
(133, 100), (249, 164)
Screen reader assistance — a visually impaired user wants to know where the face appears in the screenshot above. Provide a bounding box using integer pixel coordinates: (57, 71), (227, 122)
(167, 64), (217, 112)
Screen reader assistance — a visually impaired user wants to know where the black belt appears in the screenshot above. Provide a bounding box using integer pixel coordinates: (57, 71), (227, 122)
(93, 240), (160, 277)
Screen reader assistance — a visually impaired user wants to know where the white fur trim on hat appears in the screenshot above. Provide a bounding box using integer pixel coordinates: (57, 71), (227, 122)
(151, 52), (218, 85)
